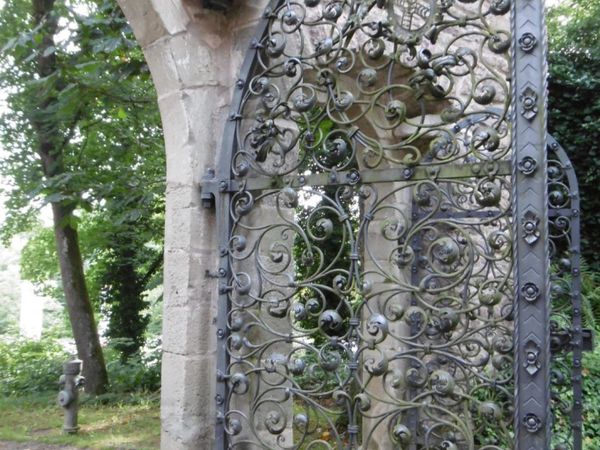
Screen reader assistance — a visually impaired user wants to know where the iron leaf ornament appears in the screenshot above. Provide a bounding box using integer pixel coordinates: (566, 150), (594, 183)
(520, 87), (539, 121)
(522, 210), (541, 245)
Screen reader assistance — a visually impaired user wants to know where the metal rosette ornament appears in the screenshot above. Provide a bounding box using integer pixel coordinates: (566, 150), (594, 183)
(208, 0), (557, 448)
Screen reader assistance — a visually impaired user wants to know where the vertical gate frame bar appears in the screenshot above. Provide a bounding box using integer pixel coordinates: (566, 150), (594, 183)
(511, 0), (551, 447)
(213, 2), (285, 448)
(548, 136), (584, 449)
(566, 150), (583, 450)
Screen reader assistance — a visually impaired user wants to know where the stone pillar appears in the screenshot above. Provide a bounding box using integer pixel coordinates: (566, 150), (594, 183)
(115, 1), (269, 448)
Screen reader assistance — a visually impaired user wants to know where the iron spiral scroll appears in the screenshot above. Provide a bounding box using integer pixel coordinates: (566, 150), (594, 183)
(202, 0), (581, 448)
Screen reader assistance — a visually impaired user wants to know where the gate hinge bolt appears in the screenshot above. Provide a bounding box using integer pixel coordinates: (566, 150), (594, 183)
(215, 394), (224, 405)
(219, 284), (233, 294)
(217, 329), (226, 339)
(216, 412), (225, 423)
(218, 267), (228, 277)
(217, 370), (229, 382)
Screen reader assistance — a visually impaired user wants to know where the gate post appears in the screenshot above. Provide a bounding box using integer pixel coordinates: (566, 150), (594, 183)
(116, 1), (270, 448)
(511, 0), (551, 447)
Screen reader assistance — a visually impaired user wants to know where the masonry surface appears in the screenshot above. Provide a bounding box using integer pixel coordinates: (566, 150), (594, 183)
(116, 1), (270, 448)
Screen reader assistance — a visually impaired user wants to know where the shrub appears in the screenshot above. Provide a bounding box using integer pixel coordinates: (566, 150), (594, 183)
(104, 337), (161, 394)
(583, 347), (600, 446)
(0, 335), (162, 397)
(0, 337), (70, 396)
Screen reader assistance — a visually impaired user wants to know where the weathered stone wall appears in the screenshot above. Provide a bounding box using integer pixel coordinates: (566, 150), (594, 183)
(115, 1), (269, 448)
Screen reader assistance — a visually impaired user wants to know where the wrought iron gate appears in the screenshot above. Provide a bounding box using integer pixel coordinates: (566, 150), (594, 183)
(201, 1), (590, 448)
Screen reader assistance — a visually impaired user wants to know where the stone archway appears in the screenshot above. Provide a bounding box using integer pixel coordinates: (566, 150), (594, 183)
(116, 1), (270, 448)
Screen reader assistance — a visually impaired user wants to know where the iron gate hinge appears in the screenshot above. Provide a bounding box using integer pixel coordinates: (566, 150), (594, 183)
(200, 168), (217, 209)
(582, 328), (595, 352)
(550, 328), (595, 353)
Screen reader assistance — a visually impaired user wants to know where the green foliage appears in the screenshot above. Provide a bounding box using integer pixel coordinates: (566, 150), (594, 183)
(548, 0), (600, 271)
(582, 348), (600, 446)
(0, 392), (160, 449)
(104, 338), (161, 393)
(0, 335), (161, 397)
(0, 337), (70, 396)
(580, 264), (600, 331)
(574, 263), (600, 446)
(538, 3), (600, 442)
(0, 0), (165, 356)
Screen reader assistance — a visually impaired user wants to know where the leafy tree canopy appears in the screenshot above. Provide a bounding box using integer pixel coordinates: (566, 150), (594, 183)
(548, 0), (600, 270)
(0, 0), (165, 358)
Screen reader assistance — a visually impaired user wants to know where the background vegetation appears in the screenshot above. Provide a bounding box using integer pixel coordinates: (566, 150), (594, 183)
(0, 0), (163, 446)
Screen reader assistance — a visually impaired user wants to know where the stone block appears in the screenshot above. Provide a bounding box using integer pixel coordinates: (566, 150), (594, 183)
(163, 248), (203, 307)
(143, 40), (182, 98)
(162, 302), (216, 357)
(161, 353), (216, 448)
(168, 32), (221, 88)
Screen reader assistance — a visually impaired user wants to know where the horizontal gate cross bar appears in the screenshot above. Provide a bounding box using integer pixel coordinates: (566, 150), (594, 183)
(200, 160), (512, 200)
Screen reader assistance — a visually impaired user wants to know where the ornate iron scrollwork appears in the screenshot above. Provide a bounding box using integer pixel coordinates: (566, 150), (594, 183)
(203, 0), (581, 449)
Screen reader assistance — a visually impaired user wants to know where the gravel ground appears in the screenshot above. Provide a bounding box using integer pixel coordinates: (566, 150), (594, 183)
(0, 442), (82, 450)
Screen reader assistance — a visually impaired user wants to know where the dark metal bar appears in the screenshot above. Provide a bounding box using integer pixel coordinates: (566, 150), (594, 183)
(548, 136), (584, 449)
(212, 3), (285, 448)
(205, 161), (513, 194)
(511, 0), (552, 446)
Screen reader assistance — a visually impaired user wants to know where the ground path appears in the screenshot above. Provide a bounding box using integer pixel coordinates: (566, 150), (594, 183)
(0, 442), (82, 450)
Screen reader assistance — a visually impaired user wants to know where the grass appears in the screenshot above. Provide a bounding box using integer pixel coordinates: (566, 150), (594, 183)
(0, 392), (160, 449)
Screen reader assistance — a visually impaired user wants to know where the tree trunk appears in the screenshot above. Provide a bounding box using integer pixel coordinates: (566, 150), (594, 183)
(52, 203), (109, 395)
(109, 242), (147, 360)
(31, 0), (108, 395)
